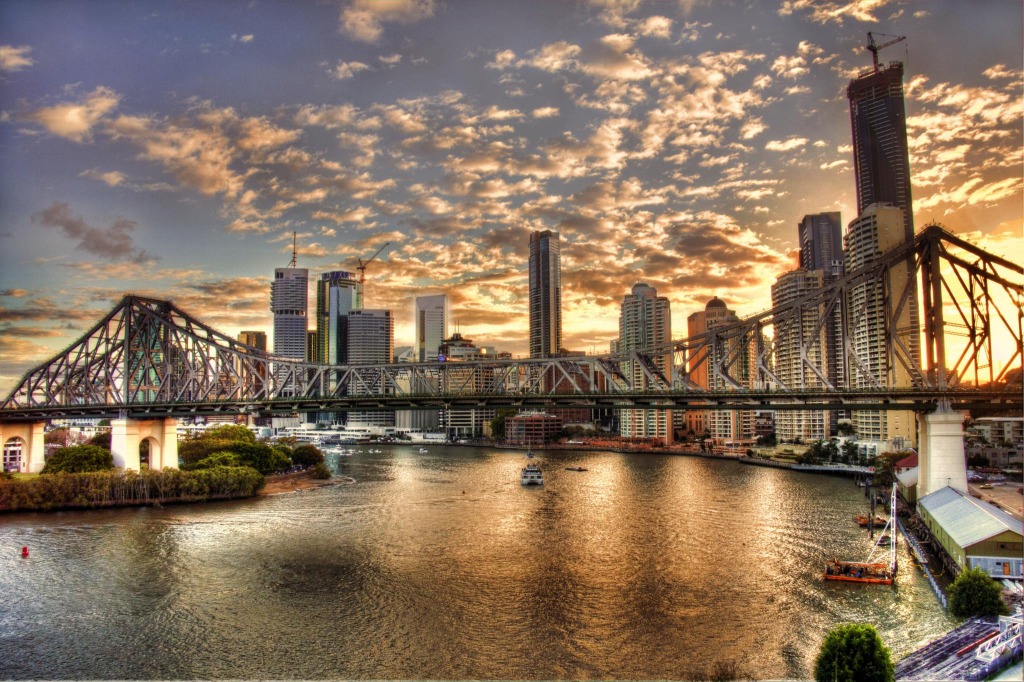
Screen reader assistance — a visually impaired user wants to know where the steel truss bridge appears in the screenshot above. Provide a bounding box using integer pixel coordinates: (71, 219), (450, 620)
(1, 225), (1020, 422)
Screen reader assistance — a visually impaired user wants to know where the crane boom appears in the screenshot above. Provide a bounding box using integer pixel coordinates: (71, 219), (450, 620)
(355, 242), (391, 309)
(357, 242), (391, 284)
(867, 31), (906, 70)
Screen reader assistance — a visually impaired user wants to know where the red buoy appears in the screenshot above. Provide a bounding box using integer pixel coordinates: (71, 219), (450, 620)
(21, 546), (29, 558)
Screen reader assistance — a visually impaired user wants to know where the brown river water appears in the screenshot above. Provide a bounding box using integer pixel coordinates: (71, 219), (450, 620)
(0, 446), (954, 679)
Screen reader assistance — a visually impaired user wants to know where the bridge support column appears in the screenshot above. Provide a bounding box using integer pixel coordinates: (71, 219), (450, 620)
(110, 418), (179, 471)
(917, 409), (968, 499)
(0, 422), (46, 473)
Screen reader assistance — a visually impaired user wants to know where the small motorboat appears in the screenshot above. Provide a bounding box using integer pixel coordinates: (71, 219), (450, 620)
(418, 448), (428, 453)
(564, 466), (588, 472)
(853, 514), (887, 528)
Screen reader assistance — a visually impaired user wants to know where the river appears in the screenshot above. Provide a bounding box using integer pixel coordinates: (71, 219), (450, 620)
(0, 446), (955, 679)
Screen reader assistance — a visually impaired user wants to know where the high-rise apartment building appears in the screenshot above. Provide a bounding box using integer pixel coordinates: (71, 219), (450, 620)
(271, 267), (309, 360)
(685, 297), (733, 437)
(685, 297), (754, 443)
(847, 56), (919, 444)
(798, 211), (846, 435)
(438, 332), (497, 439)
(798, 212), (844, 274)
(844, 203), (916, 446)
(618, 283), (672, 444)
(271, 266), (308, 396)
(771, 269), (828, 442)
(315, 271), (360, 364)
(237, 331), (267, 352)
(415, 294), (449, 362)
(342, 309), (395, 428)
(529, 230), (561, 358)
(848, 62), (914, 242)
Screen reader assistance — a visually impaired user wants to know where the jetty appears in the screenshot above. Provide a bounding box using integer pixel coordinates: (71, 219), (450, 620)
(895, 613), (1022, 681)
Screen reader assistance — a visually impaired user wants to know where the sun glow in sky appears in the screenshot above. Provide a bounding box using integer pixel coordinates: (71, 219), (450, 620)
(0, 0), (1021, 392)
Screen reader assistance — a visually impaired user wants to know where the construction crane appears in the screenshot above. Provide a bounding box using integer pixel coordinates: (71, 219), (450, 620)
(867, 32), (906, 71)
(355, 242), (391, 309)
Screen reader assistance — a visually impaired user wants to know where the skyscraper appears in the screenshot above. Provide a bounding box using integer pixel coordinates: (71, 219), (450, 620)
(271, 266), (308, 397)
(798, 211), (846, 434)
(771, 269), (828, 442)
(848, 61), (914, 242)
(342, 309), (395, 428)
(316, 271), (359, 364)
(415, 294), (449, 362)
(618, 283), (672, 444)
(844, 203), (916, 446)
(685, 297), (755, 444)
(237, 331), (267, 351)
(271, 267), (309, 361)
(798, 212), (844, 274)
(847, 54), (920, 442)
(529, 230), (561, 358)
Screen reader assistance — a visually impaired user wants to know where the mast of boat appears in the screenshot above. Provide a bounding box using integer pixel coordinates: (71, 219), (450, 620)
(888, 482), (898, 577)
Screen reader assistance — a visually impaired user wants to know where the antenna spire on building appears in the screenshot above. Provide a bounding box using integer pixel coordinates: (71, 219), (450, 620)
(288, 231), (298, 268)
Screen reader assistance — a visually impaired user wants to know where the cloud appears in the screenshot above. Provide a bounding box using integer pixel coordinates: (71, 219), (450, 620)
(0, 44), (34, 71)
(106, 105), (260, 199)
(340, 0), (436, 43)
(778, 0), (892, 24)
(487, 49), (518, 70)
(32, 202), (156, 263)
(638, 16), (673, 38)
(79, 168), (126, 186)
(379, 53), (403, 66)
(532, 107), (560, 119)
(0, 289), (30, 297)
(332, 60), (372, 80)
(765, 137), (808, 152)
(525, 41), (581, 72)
(27, 86), (120, 142)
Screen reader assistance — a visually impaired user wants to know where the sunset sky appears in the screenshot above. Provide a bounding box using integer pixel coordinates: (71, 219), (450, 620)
(1, 0), (1021, 393)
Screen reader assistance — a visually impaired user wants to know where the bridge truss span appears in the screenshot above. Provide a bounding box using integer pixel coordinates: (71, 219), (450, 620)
(0, 225), (1021, 421)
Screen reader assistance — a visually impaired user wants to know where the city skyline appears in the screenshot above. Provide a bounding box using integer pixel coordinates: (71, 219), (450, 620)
(1, 0), (1021, 393)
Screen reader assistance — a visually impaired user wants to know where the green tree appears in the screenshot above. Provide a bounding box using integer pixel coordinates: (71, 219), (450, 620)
(948, 567), (1010, 618)
(490, 408), (519, 440)
(187, 451), (243, 469)
(42, 445), (115, 474)
(199, 424), (256, 444)
(88, 431), (112, 450)
(814, 623), (894, 682)
(842, 440), (860, 465)
(291, 444), (325, 467)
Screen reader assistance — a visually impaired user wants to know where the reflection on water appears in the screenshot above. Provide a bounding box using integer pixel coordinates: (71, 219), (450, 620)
(0, 447), (954, 679)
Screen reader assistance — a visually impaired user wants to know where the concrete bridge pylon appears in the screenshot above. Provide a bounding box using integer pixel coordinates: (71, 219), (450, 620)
(0, 422), (45, 473)
(916, 408), (968, 499)
(110, 418), (179, 471)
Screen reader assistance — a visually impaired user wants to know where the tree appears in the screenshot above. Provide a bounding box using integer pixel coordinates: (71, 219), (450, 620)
(42, 445), (115, 474)
(489, 408), (519, 440)
(291, 444), (325, 467)
(838, 422), (856, 436)
(756, 433), (777, 447)
(44, 428), (75, 447)
(199, 424), (256, 444)
(814, 623), (894, 682)
(948, 567), (1010, 618)
(88, 431), (112, 450)
(842, 440), (860, 466)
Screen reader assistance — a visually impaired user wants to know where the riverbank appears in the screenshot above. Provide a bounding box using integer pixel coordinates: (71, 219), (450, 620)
(260, 469), (346, 495)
